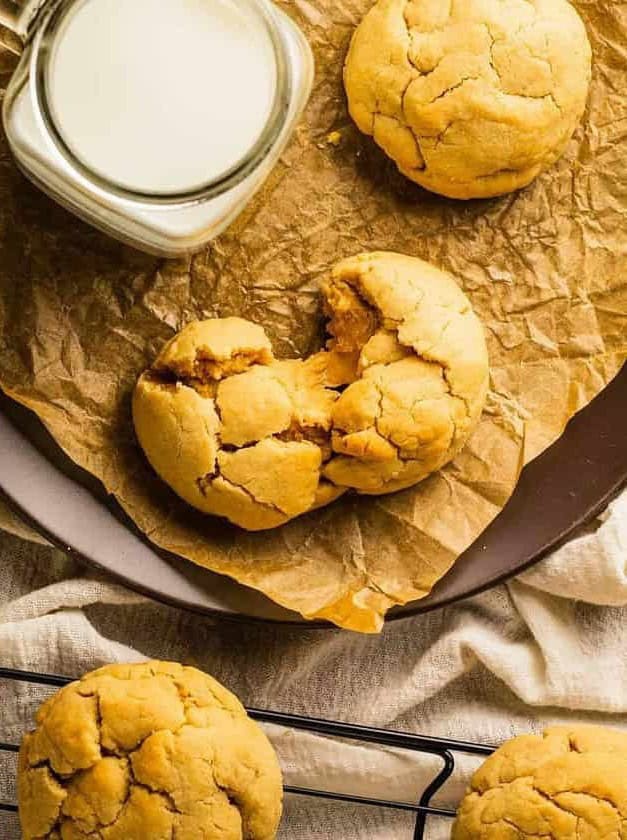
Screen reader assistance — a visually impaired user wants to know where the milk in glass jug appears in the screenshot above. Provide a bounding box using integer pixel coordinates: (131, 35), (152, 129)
(1, 0), (314, 255)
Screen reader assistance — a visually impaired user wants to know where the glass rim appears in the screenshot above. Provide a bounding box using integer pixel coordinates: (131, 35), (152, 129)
(30, 0), (291, 209)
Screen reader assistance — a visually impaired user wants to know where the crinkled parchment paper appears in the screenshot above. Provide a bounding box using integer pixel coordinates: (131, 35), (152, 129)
(0, 0), (625, 632)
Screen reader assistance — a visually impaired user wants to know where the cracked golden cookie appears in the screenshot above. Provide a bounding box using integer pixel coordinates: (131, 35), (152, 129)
(453, 725), (627, 839)
(344, 0), (592, 199)
(17, 661), (283, 840)
(133, 252), (489, 530)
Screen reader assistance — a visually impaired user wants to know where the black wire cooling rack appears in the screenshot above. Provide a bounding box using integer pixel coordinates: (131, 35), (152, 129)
(0, 666), (495, 839)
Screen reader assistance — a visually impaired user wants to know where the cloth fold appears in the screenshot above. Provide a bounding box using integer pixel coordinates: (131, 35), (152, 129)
(1, 491), (627, 839)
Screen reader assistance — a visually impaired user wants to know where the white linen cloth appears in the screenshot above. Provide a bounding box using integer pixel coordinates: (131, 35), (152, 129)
(1, 492), (627, 840)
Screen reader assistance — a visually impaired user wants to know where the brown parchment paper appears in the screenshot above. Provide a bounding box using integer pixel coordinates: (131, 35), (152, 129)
(0, 0), (625, 632)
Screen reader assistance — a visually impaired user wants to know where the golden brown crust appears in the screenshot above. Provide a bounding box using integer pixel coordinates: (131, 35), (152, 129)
(18, 661), (283, 840)
(344, 0), (592, 199)
(133, 252), (489, 529)
(453, 725), (627, 839)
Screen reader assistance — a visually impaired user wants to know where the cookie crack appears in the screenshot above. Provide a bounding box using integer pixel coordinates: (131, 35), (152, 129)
(493, 817), (551, 838)
(209, 472), (286, 517)
(485, 22), (562, 112)
(277, 422), (333, 460)
(194, 753), (255, 835)
(60, 758), (131, 836)
(24, 759), (67, 838)
(534, 786), (624, 822)
(128, 760), (180, 816)
(429, 75), (481, 107)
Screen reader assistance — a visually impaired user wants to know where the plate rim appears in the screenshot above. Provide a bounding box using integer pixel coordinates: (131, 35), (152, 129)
(3, 470), (625, 626)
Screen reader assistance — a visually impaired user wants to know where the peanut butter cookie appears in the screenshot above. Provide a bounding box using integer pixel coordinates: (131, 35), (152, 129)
(133, 252), (489, 529)
(344, 0), (592, 198)
(18, 661), (283, 840)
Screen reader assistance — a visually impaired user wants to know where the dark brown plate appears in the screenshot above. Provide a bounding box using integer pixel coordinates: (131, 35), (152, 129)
(1, 364), (626, 627)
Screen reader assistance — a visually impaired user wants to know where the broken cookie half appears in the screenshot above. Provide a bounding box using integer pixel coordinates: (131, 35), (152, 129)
(133, 252), (490, 530)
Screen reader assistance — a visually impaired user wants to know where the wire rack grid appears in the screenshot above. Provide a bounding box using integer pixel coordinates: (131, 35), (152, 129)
(0, 666), (495, 839)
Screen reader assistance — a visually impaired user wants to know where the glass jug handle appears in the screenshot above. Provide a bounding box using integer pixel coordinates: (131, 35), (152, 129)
(0, 0), (37, 39)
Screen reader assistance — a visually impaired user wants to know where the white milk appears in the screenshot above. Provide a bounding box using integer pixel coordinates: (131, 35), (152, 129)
(47, 0), (278, 195)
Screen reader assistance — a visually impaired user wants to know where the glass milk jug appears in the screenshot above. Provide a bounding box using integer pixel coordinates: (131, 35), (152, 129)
(0, 0), (314, 256)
